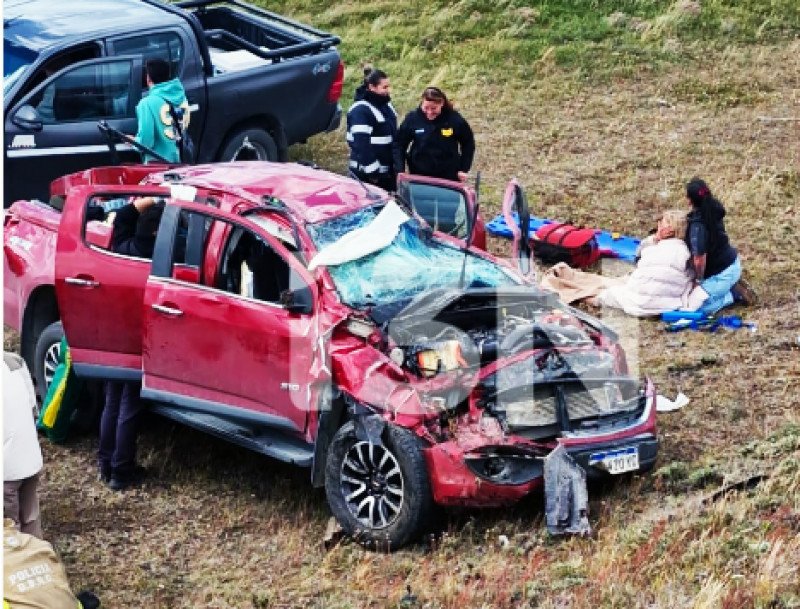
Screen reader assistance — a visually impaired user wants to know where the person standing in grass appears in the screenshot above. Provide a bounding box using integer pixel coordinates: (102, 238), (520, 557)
(346, 65), (398, 191)
(394, 86), (475, 183)
(685, 177), (756, 313)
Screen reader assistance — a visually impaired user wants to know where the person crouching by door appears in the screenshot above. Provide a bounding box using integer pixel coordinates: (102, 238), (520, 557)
(394, 86), (475, 183)
(346, 65), (397, 192)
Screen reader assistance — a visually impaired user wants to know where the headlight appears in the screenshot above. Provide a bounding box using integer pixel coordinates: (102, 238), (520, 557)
(416, 340), (468, 378)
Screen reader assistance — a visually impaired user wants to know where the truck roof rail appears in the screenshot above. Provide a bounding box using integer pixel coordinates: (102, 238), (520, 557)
(176, 0), (339, 43)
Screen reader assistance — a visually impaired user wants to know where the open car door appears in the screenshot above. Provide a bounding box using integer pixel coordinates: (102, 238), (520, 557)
(55, 182), (171, 381)
(396, 173), (486, 250)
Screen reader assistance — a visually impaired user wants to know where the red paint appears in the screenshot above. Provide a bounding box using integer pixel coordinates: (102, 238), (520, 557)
(5, 160), (658, 512)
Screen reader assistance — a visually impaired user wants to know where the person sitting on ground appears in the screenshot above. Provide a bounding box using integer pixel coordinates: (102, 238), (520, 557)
(98, 196), (164, 491)
(540, 209), (707, 316)
(393, 86), (475, 183)
(685, 177), (757, 313)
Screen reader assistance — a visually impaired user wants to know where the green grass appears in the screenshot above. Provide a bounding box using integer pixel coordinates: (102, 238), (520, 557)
(7, 0), (800, 606)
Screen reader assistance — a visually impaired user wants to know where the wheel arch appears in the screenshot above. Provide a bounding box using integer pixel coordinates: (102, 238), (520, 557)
(216, 115), (289, 162)
(21, 285), (60, 373)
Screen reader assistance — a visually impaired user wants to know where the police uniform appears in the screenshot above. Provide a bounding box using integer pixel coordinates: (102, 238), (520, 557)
(346, 86), (398, 191)
(3, 519), (83, 608)
(394, 107), (475, 182)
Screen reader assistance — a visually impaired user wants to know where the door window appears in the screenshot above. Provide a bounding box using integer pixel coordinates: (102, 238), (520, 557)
(113, 33), (184, 82)
(28, 60), (135, 124)
(397, 181), (468, 238)
(83, 195), (167, 259)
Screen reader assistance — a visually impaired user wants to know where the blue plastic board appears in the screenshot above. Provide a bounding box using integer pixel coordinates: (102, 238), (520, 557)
(486, 213), (641, 263)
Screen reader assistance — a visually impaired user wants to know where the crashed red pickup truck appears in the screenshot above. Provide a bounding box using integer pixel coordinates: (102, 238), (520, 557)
(3, 161), (657, 549)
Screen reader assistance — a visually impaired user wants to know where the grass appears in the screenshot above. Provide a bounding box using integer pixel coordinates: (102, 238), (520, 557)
(5, 0), (800, 606)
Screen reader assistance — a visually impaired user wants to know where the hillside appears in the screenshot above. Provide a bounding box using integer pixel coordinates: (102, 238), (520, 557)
(8, 1), (800, 607)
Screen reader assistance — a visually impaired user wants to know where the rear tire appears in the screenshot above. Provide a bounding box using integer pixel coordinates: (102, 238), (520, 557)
(33, 320), (63, 400)
(325, 421), (434, 551)
(219, 128), (278, 162)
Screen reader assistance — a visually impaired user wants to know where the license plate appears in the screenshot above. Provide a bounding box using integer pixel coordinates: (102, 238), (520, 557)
(588, 446), (640, 475)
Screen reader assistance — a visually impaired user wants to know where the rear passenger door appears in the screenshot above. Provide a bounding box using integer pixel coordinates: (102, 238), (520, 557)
(55, 184), (170, 380)
(4, 57), (143, 205)
(141, 204), (318, 433)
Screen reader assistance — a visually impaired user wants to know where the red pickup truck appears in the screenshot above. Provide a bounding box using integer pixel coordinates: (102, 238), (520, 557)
(3, 161), (657, 549)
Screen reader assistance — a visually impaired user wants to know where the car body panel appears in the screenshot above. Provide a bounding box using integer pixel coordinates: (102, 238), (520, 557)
(4, 160), (659, 524)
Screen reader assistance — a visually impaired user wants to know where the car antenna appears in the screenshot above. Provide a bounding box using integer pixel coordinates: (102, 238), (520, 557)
(348, 170), (383, 201)
(458, 171), (481, 289)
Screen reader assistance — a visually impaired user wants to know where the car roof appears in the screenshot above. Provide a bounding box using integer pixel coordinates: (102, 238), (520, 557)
(147, 162), (387, 224)
(3, 0), (183, 54)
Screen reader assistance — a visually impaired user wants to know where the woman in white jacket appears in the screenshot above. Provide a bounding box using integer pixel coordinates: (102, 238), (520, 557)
(541, 209), (706, 316)
(596, 209), (706, 316)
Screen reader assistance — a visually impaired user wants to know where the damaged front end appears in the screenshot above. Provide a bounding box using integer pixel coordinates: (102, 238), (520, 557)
(330, 285), (657, 508)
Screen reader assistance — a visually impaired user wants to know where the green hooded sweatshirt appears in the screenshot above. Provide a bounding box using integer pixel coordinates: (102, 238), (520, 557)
(134, 78), (188, 164)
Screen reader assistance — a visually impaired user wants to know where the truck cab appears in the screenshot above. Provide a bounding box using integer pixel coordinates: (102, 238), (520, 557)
(3, 0), (343, 206)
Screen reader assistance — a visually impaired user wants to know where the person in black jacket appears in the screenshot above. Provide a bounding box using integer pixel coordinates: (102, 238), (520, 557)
(346, 66), (397, 191)
(98, 196), (164, 490)
(685, 177), (756, 314)
(394, 86), (475, 183)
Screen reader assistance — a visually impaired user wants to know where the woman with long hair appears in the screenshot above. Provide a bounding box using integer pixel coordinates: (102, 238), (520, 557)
(394, 86), (475, 183)
(685, 177), (756, 313)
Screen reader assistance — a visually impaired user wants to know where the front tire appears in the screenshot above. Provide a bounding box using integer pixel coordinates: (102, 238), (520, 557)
(219, 128), (278, 162)
(33, 320), (63, 400)
(325, 421), (434, 551)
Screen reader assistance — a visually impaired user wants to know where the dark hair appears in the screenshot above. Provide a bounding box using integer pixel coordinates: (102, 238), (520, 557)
(686, 177), (726, 226)
(145, 58), (171, 85)
(136, 202), (165, 238)
(421, 86), (454, 112)
(363, 65), (388, 88)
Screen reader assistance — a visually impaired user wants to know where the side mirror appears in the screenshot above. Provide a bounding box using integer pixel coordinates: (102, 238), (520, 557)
(12, 105), (44, 132)
(279, 286), (313, 315)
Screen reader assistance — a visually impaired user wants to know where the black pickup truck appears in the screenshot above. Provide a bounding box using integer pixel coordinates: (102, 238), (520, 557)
(3, 0), (344, 205)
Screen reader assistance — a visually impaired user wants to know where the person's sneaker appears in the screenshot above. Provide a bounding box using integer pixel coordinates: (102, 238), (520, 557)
(98, 464), (111, 484)
(732, 278), (758, 307)
(108, 465), (147, 491)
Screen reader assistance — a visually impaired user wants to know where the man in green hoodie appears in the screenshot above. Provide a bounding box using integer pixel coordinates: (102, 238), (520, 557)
(129, 57), (189, 163)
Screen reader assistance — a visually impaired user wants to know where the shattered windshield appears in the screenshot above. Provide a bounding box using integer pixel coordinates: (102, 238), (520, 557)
(308, 205), (519, 308)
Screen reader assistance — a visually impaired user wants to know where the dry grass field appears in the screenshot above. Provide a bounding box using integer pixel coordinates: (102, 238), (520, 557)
(4, 0), (800, 607)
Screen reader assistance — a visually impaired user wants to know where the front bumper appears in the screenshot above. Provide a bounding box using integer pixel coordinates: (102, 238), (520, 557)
(421, 379), (658, 507)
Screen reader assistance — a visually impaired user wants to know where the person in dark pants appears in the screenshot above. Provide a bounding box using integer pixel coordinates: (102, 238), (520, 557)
(346, 65), (397, 192)
(394, 86), (475, 183)
(98, 196), (164, 491)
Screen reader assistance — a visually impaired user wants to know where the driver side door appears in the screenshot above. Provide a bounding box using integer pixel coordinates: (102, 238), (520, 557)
(4, 56), (142, 206)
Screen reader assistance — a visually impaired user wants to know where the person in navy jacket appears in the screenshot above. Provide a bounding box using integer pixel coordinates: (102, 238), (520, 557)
(346, 66), (397, 192)
(394, 86), (475, 183)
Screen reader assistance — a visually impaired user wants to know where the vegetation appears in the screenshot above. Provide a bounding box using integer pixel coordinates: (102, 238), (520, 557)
(6, 0), (800, 606)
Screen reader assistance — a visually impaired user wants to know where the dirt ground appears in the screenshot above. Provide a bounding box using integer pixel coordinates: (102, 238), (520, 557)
(4, 40), (799, 609)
